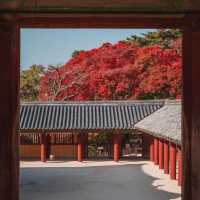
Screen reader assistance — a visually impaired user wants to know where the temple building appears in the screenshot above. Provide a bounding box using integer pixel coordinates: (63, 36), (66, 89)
(135, 100), (181, 185)
(19, 100), (181, 185)
(19, 100), (163, 161)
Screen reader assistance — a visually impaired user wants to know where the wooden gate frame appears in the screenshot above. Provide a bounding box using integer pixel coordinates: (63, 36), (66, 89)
(1, 11), (200, 200)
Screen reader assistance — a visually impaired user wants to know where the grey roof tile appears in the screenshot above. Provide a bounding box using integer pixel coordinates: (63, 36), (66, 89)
(20, 100), (164, 132)
(135, 100), (181, 145)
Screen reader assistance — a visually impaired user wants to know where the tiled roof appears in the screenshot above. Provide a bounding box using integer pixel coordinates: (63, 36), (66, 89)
(20, 100), (164, 132)
(135, 100), (181, 145)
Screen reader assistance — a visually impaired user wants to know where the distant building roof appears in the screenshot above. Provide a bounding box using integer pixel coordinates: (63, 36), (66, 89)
(20, 100), (164, 132)
(135, 100), (181, 145)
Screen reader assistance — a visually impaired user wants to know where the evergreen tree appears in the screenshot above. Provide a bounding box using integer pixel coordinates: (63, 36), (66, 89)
(20, 65), (45, 101)
(126, 29), (182, 49)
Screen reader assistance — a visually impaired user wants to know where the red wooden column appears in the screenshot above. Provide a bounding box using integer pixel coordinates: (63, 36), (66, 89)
(164, 140), (169, 174)
(113, 134), (121, 162)
(0, 17), (20, 200)
(183, 20), (200, 200)
(154, 137), (159, 165)
(159, 139), (164, 169)
(150, 137), (154, 162)
(142, 134), (151, 159)
(77, 134), (84, 162)
(177, 147), (182, 186)
(46, 134), (51, 159)
(40, 134), (47, 162)
(170, 143), (176, 180)
(82, 133), (88, 159)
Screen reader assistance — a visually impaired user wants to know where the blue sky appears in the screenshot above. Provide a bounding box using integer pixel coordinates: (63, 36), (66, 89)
(20, 28), (153, 70)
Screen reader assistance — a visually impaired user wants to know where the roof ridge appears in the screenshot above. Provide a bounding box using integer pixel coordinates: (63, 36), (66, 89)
(164, 99), (181, 105)
(21, 100), (165, 105)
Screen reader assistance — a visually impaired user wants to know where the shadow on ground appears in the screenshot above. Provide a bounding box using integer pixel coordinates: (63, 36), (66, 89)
(20, 162), (181, 200)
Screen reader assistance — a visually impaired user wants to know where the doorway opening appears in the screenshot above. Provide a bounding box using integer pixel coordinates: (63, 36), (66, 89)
(19, 27), (182, 200)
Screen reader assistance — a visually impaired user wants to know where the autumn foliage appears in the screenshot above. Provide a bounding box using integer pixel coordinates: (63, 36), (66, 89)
(39, 38), (182, 101)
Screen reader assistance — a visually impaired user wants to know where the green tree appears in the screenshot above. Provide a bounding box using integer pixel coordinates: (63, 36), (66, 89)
(126, 29), (182, 48)
(20, 65), (45, 101)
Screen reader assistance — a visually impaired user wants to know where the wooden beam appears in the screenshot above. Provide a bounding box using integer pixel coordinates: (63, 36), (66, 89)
(0, 15), (19, 200)
(177, 148), (182, 186)
(191, 24), (200, 200)
(19, 14), (186, 29)
(182, 14), (200, 200)
(1, 1), (200, 13)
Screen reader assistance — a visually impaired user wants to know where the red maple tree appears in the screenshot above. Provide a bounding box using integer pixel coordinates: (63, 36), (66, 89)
(39, 40), (182, 101)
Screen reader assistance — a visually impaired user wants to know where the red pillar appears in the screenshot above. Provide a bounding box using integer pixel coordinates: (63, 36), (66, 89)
(142, 134), (151, 159)
(113, 134), (121, 162)
(170, 143), (176, 180)
(77, 134), (83, 162)
(159, 139), (164, 169)
(41, 134), (46, 162)
(177, 148), (182, 186)
(164, 141), (169, 174)
(150, 137), (154, 162)
(46, 134), (51, 159)
(154, 137), (159, 165)
(81, 133), (88, 159)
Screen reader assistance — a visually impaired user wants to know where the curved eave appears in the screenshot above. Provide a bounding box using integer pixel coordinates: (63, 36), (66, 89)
(19, 127), (135, 133)
(135, 126), (181, 146)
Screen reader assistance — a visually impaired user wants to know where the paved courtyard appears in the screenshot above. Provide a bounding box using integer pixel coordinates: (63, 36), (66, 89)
(20, 160), (181, 200)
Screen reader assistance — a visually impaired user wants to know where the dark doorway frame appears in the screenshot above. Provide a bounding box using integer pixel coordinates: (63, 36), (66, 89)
(0, 13), (200, 200)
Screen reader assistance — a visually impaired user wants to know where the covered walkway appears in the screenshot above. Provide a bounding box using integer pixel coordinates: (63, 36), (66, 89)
(19, 100), (182, 188)
(19, 100), (164, 162)
(135, 100), (182, 186)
